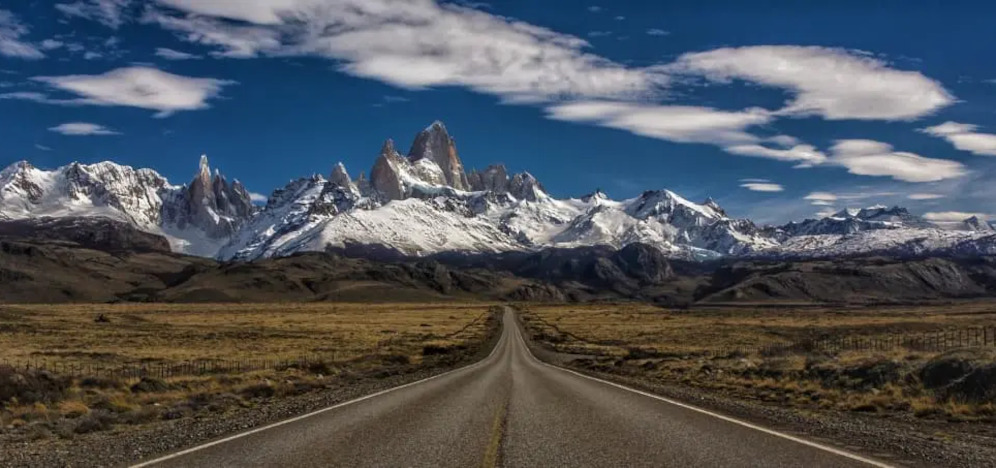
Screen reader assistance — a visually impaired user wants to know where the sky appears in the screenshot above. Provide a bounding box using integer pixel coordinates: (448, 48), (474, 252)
(1, 0), (995, 224)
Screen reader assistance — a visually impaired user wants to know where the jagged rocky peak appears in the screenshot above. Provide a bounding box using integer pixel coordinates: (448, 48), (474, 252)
(509, 171), (546, 202)
(703, 197), (726, 217)
(177, 155), (254, 238)
(329, 162), (354, 188)
(370, 139), (407, 200)
(468, 164), (510, 193)
(408, 120), (469, 190)
(962, 216), (994, 232)
(581, 189), (609, 204)
(0, 160), (45, 202)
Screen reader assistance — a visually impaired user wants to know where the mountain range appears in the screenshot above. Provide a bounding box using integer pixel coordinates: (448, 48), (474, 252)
(3, 121), (994, 262)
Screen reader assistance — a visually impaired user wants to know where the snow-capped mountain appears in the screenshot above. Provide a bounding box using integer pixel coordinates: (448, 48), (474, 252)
(0, 156), (254, 256)
(217, 121), (774, 261)
(758, 206), (993, 259)
(2, 121), (990, 262)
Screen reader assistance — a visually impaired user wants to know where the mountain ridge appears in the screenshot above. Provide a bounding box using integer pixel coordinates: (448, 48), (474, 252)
(2, 121), (991, 262)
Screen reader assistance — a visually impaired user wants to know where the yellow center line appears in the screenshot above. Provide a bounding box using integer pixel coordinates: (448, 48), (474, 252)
(481, 400), (507, 468)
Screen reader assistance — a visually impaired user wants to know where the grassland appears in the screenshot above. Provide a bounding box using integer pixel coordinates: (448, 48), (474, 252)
(520, 302), (996, 421)
(0, 303), (498, 441)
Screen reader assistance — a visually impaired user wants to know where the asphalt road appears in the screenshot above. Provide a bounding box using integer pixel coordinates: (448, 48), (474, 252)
(135, 309), (889, 468)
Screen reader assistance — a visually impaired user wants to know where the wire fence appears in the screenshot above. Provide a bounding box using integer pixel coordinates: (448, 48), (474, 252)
(0, 355), (340, 380)
(1, 308), (499, 381)
(722, 326), (996, 357)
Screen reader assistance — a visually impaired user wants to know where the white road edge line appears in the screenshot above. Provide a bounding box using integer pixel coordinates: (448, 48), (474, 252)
(130, 319), (509, 468)
(512, 319), (895, 468)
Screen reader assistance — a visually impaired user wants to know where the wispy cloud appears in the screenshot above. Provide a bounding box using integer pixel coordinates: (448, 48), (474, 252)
(248, 192), (268, 203)
(55, 0), (131, 29)
(587, 6), (602, 13)
(921, 121), (996, 157)
(724, 144), (826, 165)
(646, 29), (669, 36)
(155, 47), (201, 60)
(740, 182), (783, 192)
(670, 46), (953, 120)
(547, 101), (768, 145)
(145, 0), (665, 103)
(829, 139), (966, 182)
(908, 193), (945, 200)
(34, 144), (53, 151)
(0, 9), (44, 59)
(49, 122), (120, 135)
(2, 67), (235, 117)
(923, 211), (989, 223)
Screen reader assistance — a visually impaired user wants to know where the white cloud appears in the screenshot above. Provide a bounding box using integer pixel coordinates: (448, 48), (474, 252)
(40, 39), (64, 50)
(723, 144), (826, 165)
(34, 144), (53, 151)
(547, 100), (769, 145)
(805, 192), (838, 202)
(767, 135), (800, 147)
(671, 46), (953, 120)
(646, 29), (670, 36)
(923, 211), (989, 223)
(249, 192), (268, 203)
(829, 139), (967, 182)
(49, 122), (120, 135)
(142, 12), (283, 59)
(14, 67), (235, 117)
(155, 47), (201, 60)
(0, 9), (44, 59)
(908, 193), (944, 200)
(614, 16), (625, 21)
(740, 182), (783, 192)
(146, 0), (664, 103)
(815, 207), (839, 218)
(587, 6), (603, 13)
(588, 31), (613, 38)
(55, 0), (131, 29)
(740, 178), (770, 183)
(921, 121), (996, 157)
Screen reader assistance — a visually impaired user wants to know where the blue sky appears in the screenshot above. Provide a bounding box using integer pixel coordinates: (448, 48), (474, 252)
(1, 0), (995, 224)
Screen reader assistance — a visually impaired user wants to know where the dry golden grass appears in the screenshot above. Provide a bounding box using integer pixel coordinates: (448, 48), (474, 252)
(522, 302), (996, 355)
(0, 302), (491, 369)
(1, 302), (498, 440)
(521, 302), (996, 421)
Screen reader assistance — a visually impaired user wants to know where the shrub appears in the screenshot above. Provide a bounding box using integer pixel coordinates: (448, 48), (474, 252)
(307, 360), (332, 375)
(57, 400), (90, 419)
(382, 354), (411, 366)
(74, 410), (115, 434)
(0, 368), (71, 404)
(130, 377), (169, 393)
(239, 383), (275, 399)
(79, 376), (123, 390)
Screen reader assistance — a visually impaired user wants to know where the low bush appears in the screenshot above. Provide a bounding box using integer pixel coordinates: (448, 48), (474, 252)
(0, 368), (71, 405)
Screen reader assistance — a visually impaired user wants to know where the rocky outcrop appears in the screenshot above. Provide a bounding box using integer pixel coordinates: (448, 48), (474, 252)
(468, 164), (510, 193)
(311, 163), (362, 217)
(172, 155), (255, 238)
(962, 216), (994, 232)
(408, 121), (469, 190)
(508, 172), (545, 201)
(370, 140), (408, 201)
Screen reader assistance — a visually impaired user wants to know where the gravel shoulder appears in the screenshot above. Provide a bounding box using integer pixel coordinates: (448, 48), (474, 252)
(1, 315), (503, 468)
(515, 312), (996, 468)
